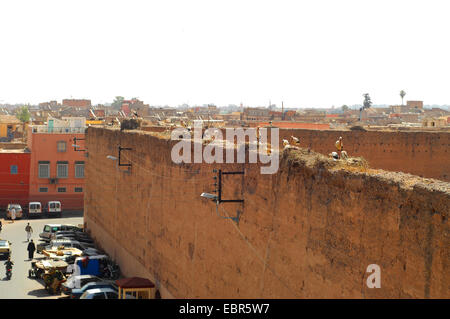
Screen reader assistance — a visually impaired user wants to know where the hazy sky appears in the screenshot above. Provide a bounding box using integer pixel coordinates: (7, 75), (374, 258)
(0, 0), (449, 107)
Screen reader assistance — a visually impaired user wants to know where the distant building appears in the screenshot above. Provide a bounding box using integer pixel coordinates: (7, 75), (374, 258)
(39, 100), (59, 108)
(390, 105), (408, 113)
(92, 109), (105, 118)
(0, 115), (22, 142)
(407, 101), (423, 109)
(62, 99), (91, 109)
(121, 98), (149, 117)
(391, 101), (424, 113)
(423, 108), (449, 118)
(258, 122), (330, 130)
(243, 107), (270, 121)
(389, 113), (420, 123)
(422, 116), (449, 127)
(283, 110), (297, 121)
(269, 111), (283, 121)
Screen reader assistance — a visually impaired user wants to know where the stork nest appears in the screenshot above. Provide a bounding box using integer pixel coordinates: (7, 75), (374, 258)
(283, 147), (370, 173)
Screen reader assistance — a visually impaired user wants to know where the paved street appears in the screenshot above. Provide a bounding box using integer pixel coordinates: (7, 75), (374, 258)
(0, 211), (83, 299)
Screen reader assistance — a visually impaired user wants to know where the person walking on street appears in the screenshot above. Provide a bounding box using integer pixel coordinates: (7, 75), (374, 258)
(27, 240), (36, 260)
(10, 207), (16, 223)
(25, 223), (33, 241)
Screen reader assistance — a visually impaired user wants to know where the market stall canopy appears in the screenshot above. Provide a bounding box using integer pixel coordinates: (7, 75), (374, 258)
(115, 277), (155, 299)
(116, 277), (155, 289)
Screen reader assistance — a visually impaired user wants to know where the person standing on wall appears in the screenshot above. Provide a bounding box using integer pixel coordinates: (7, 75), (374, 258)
(27, 239), (36, 260)
(335, 136), (344, 159)
(25, 223), (33, 242)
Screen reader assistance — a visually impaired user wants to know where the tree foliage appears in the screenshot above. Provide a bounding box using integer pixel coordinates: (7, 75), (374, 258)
(112, 96), (125, 109)
(400, 90), (406, 105)
(16, 106), (31, 123)
(363, 93), (372, 109)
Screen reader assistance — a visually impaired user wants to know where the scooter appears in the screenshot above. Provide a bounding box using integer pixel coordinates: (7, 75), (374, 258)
(102, 263), (120, 280)
(6, 266), (12, 280)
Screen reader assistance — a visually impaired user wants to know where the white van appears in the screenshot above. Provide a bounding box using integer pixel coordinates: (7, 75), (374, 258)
(28, 202), (42, 218)
(44, 201), (62, 217)
(6, 204), (23, 219)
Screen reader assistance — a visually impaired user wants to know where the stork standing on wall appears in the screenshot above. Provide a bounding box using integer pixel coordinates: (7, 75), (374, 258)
(291, 136), (300, 146)
(282, 139), (290, 150)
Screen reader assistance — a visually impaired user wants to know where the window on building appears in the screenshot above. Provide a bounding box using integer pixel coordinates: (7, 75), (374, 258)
(10, 165), (18, 175)
(57, 162), (68, 178)
(39, 187), (48, 193)
(57, 187), (66, 193)
(74, 187), (83, 193)
(57, 141), (67, 152)
(38, 162), (50, 178)
(75, 161), (85, 178)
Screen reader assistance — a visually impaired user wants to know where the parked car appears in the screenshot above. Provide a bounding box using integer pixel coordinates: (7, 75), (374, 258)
(6, 204), (23, 219)
(80, 288), (135, 299)
(53, 230), (90, 238)
(28, 202), (42, 218)
(44, 234), (94, 246)
(61, 275), (102, 295)
(40, 230), (90, 243)
(0, 240), (11, 259)
(44, 201), (62, 217)
(48, 232), (94, 244)
(39, 224), (82, 240)
(70, 281), (118, 299)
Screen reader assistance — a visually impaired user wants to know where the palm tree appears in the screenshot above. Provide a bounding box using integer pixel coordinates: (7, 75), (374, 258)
(400, 90), (406, 106)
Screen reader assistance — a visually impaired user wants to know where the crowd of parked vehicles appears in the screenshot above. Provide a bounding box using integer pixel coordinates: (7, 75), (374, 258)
(6, 201), (62, 220)
(0, 204), (144, 299)
(25, 223), (122, 298)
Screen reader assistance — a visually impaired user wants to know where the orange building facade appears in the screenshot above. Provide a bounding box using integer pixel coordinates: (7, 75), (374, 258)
(27, 126), (85, 210)
(0, 150), (31, 209)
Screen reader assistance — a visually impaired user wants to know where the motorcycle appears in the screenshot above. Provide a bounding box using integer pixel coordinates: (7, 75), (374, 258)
(102, 262), (120, 280)
(6, 266), (12, 280)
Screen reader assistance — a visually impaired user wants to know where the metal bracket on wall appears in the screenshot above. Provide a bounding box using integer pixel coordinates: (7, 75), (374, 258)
(72, 137), (86, 152)
(118, 146), (133, 167)
(212, 169), (245, 224)
(214, 169), (245, 204)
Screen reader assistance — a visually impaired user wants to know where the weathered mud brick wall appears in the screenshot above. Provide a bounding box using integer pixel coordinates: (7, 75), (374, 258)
(277, 129), (450, 181)
(84, 127), (449, 298)
(133, 127), (450, 181)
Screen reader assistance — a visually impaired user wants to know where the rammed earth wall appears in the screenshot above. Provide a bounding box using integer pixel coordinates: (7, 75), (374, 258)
(84, 127), (449, 298)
